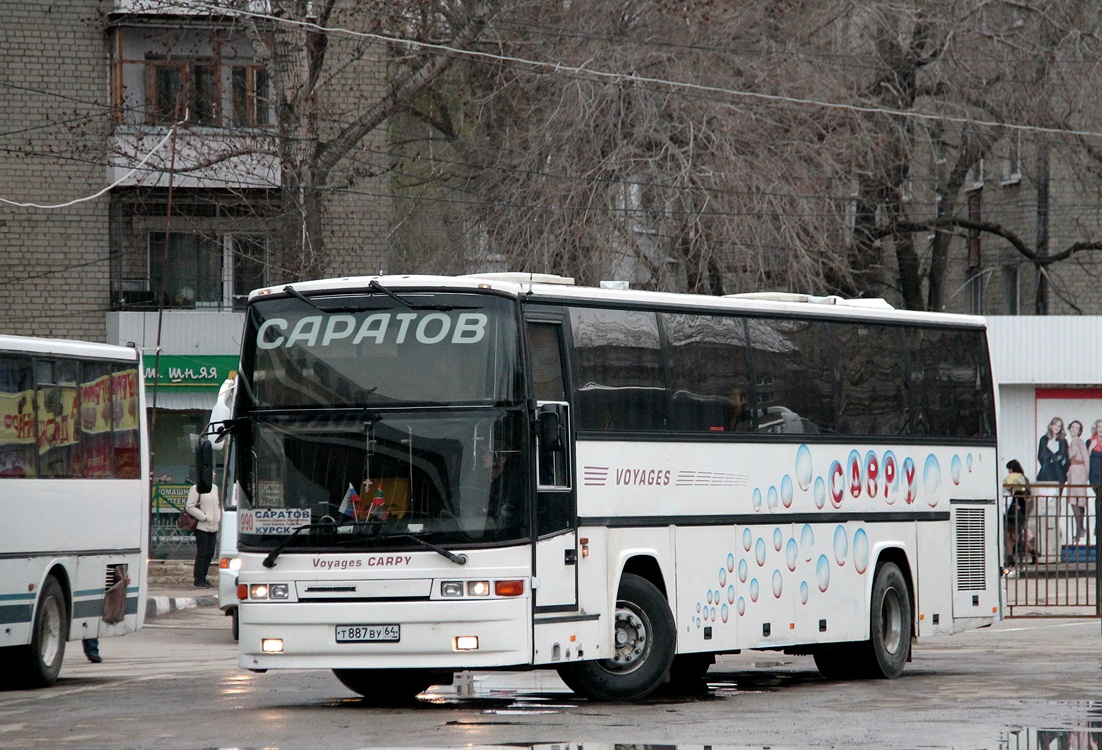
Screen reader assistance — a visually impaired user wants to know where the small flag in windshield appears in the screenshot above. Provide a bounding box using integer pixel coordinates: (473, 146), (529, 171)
(367, 485), (389, 521)
(339, 483), (360, 519)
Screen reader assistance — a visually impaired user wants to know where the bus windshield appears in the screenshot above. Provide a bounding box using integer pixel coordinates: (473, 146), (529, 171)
(235, 291), (528, 551)
(236, 410), (529, 550)
(243, 292), (520, 408)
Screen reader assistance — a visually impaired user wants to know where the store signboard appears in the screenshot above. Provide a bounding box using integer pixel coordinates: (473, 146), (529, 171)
(144, 355), (238, 389)
(152, 483), (191, 512)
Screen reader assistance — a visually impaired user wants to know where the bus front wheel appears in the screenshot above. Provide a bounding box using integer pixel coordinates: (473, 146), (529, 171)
(332, 668), (444, 703)
(14, 576), (68, 688)
(556, 573), (675, 701)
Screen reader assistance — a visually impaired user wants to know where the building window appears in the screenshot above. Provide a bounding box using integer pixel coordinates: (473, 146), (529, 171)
(231, 65), (272, 128)
(147, 232), (269, 310)
(231, 236), (269, 309)
(147, 61), (218, 125)
(149, 233), (222, 307)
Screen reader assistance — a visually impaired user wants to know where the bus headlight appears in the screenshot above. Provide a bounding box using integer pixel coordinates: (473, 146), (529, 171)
(269, 584), (289, 600)
(454, 635), (479, 651)
(262, 638), (284, 653)
(466, 581), (490, 597)
(441, 581), (464, 597)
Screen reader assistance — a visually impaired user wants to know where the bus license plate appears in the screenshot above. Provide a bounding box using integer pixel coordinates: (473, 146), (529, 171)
(335, 624), (400, 643)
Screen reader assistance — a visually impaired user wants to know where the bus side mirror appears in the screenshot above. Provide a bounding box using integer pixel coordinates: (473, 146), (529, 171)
(539, 409), (563, 451)
(195, 438), (214, 494)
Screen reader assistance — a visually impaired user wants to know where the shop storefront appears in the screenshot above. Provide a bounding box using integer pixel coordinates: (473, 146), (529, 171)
(146, 354), (237, 557)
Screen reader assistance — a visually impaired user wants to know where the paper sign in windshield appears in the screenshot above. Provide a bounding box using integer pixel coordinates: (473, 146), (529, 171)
(240, 508), (311, 535)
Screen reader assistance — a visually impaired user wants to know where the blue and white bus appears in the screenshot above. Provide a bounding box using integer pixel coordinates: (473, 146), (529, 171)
(0, 335), (148, 687)
(204, 274), (1000, 702)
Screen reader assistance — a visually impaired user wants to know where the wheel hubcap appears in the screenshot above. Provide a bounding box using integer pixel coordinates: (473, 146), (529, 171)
(880, 587), (903, 654)
(607, 603), (649, 672)
(40, 597), (62, 665)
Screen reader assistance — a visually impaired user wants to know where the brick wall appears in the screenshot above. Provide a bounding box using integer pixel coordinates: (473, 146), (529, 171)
(0, 1), (111, 340)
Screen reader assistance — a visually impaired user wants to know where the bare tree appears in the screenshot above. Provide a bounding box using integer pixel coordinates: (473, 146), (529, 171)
(224, 0), (504, 282)
(390, 0), (1102, 312)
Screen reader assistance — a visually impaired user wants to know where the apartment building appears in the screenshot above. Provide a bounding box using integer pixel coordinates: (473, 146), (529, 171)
(0, 1), (390, 528)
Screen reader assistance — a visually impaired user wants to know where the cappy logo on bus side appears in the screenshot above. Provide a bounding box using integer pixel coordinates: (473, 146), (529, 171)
(256, 312), (489, 349)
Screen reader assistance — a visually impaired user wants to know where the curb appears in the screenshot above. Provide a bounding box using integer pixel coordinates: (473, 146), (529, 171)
(146, 594), (219, 619)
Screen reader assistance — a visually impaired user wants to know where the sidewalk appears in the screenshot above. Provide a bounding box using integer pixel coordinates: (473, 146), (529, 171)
(146, 582), (220, 619)
(145, 559), (220, 619)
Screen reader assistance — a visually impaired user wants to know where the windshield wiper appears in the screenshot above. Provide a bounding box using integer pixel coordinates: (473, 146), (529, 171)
(390, 534), (468, 565)
(261, 519), (347, 568)
(368, 279), (455, 311)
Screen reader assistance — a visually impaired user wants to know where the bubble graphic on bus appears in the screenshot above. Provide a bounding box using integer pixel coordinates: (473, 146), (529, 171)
(772, 570), (783, 598)
(721, 603), (729, 623)
(834, 525), (849, 566)
(796, 444), (813, 491)
(781, 474), (794, 508)
(967, 452), (973, 471)
(848, 450), (862, 498)
(814, 476), (827, 509)
(903, 456), (917, 504)
(728, 584), (735, 604)
(786, 538), (798, 571)
(951, 454), (961, 485)
(742, 527), (753, 551)
(773, 527), (783, 551)
(755, 538), (767, 566)
(710, 606), (717, 621)
(883, 450), (899, 505)
(800, 580), (809, 604)
(924, 454), (941, 507)
(753, 487), (763, 512)
(853, 528), (870, 574)
(738, 558), (748, 582)
(738, 597), (746, 616)
(865, 451), (879, 497)
(816, 554), (831, 591)
(829, 460), (845, 507)
(707, 590), (713, 605)
(767, 486), (779, 511)
(696, 602), (702, 613)
(727, 552), (735, 573)
(750, 578), (760, 602)
(719, 567), (727, 587)
(801, 524), (815, 560)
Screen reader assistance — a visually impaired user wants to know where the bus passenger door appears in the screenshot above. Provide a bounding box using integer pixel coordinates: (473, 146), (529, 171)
(527, 320), (578, 610)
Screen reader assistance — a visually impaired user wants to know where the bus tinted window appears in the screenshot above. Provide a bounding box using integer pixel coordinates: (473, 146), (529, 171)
(663, 313), (752, 433)
(833, 323), (910, 437)
(0, 357), (35, 477)
(80, 362), (115, 478)
(909, 328), (994, 438)
(571, 307), (665, 431)
(747, 318), (833, 434)
(112, 366), (142, 478)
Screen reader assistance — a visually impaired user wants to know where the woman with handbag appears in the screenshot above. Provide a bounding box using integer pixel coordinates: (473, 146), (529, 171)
(185, 482), (221, 589)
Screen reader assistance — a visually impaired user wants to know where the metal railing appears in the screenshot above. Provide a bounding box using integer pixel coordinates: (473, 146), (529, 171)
(1002, 483), (1100, 617)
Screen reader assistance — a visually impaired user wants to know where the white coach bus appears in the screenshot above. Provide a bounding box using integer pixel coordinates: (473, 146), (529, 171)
(0, 335), (148, 687)
(201, 274), (1000, 702)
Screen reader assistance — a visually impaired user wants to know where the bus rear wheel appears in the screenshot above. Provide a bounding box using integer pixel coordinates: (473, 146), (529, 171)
(556, 573), (675, 701)
(332, 668), (444, 703)
(815, 563), (911, 680)
(13, 576), (68, 688)
(856, 562), (911, 679)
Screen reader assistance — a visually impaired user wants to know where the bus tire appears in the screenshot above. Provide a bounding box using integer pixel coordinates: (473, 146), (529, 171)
(230, 608), (239, 642)
(556, 573), (675, 701)
(812, 644), (856, 680)
(332, 668), (442, 703)
(856, 562), (911, 679)
(15, 576), (68, 688)
(659, 652), (715, 694)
